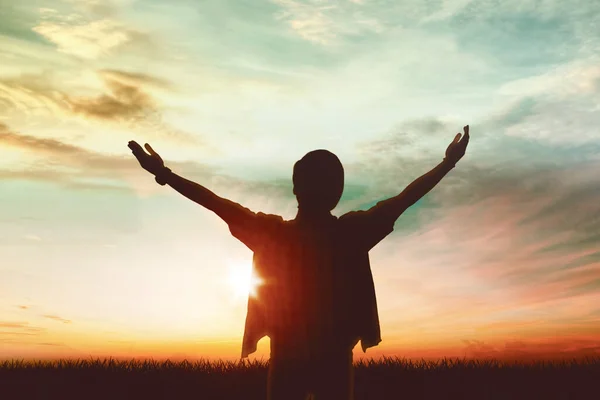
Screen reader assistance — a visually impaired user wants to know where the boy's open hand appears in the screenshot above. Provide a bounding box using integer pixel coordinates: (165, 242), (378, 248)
(445, 125), (470, 166)
(128, 140), (165, 176)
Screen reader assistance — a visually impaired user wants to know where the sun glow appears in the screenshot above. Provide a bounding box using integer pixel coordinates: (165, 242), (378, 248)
(227, 260), (263, 300)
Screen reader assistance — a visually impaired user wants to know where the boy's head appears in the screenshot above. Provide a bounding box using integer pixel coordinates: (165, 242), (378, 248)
(292, 149), (344, 212)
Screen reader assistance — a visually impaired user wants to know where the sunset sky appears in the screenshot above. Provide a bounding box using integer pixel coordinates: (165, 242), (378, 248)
(1, 0), (599, 362)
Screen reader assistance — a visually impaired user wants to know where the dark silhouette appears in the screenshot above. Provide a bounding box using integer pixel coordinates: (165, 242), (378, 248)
(128, 125), (470, 400)
(3, 357), (599, 400)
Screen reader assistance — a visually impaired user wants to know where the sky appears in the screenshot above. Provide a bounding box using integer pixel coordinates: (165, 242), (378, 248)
(1, 0), (599, 362)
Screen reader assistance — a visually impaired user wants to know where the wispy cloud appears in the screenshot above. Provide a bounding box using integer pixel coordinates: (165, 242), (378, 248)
(493, 62), (600, 145)
(0, 122), (292, 204)
(371, 159), (600, 340)
(65, 75), (158, 121)
(499, 60), (600, 99)
(23, 234), (42, 241)
(32, 6), (152, 60)
(0, 121), (178, 192)
(99, 69), (173, 90)
(0, 322), (30, 329)
(421, 0), (474, 22)
(62, 0), (121, 19)
(0, 322), (46, 336)
(0, 70), (195, 144)
(461, 338), (600, 360)
(348, 109), (600, 344)
(0, 121), (149, 193)
(0, 73), (66, 117)
(271, 0), (385, 45)
(272, 0), (339, 45)
(42, 314), (72, 324)
(0, 70), (161, 121)
(1, 122), (98, 157)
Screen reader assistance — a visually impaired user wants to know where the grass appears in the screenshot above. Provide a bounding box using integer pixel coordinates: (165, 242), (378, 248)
(1, 356), (598, 399)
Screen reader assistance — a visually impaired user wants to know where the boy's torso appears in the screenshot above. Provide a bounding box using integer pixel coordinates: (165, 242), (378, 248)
(254, 216), (360, 356)
(236, 207), (391, 358)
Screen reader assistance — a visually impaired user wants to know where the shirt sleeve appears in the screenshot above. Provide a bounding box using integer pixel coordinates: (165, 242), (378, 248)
(226, 202), (283, 252)
(339, 200), (396, 251)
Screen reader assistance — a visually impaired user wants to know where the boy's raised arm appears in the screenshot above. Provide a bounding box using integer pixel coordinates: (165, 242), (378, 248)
(128, 141), (252, 226)
(371, 125), (470, 223)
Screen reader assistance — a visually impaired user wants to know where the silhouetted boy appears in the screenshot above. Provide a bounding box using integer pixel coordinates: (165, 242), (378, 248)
(129, 125), (470, 400)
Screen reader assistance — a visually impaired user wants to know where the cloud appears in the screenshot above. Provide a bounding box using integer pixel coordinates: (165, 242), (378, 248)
(33, 19), (129, 60)
(349, 111), (600, 343)
(0, 70), (196, 144)
(0, 121), (141, 186)
(501, 99), (600, 145)
(422, 0), (474, 22)
(499, 60), (600, 99)
(267, 0), (599, 58)
(487, 59), (600, 146)
(372, 159), (600, 338)
(65, 76), (158, 121)
(0, 122), (293, 204)
(0, 73), (67, 116)
(342, 117), (475, 209)
(357, 117), (456, 159)
(32, 7), (152, 60)
(0, 322), (30, 329)
(461, 338), (600, 361)
(42, 314), (72, 324)
(0, 71), (158, 122)
(272, 0), (339, 45)
(350, 97), (600, 202)
(23, 234), (42, 241)
(0, 322), (46, 336)
(271, 0), (385, 45)
(0, 121), (145, 191)
(1, 122), (96, 156)
(99, 69), (173, 90)
(415, 0), (600, 32)
(0, 122), (175, 196)
(63, 0), (120, 18)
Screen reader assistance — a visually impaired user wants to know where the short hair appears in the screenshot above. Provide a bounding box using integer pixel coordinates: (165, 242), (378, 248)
(292, 149), (344, 211)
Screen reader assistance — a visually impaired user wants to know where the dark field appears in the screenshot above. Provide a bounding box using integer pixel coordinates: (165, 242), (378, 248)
(1, 357), (598, 400)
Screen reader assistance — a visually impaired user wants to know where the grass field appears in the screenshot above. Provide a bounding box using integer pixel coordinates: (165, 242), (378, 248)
(1, 356), (598, 399)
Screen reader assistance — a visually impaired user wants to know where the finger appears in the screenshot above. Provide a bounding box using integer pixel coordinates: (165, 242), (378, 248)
(144, 143), (159, 156)
(128, 141), (147, 156)
(144, 143), (155, 155)
(461, 131), (470, 145)
(144, 143), (163, 162)
(453, 133), (461, 143)
(128, 140), (142, 150)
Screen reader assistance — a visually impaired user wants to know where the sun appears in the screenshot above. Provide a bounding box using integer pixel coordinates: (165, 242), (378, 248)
(227, 260), (263, 300)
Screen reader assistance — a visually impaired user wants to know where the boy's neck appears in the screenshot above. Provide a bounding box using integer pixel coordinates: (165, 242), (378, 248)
(296, 206), (332, 221)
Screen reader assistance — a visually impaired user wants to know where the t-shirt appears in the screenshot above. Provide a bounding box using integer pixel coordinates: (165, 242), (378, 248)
(227, 201), (395, 359)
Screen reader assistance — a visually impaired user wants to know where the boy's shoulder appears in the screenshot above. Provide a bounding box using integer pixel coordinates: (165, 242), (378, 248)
(337, 209), (370, 224)
(255, 212), (286, 229)
(256, 211), (285, 221)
